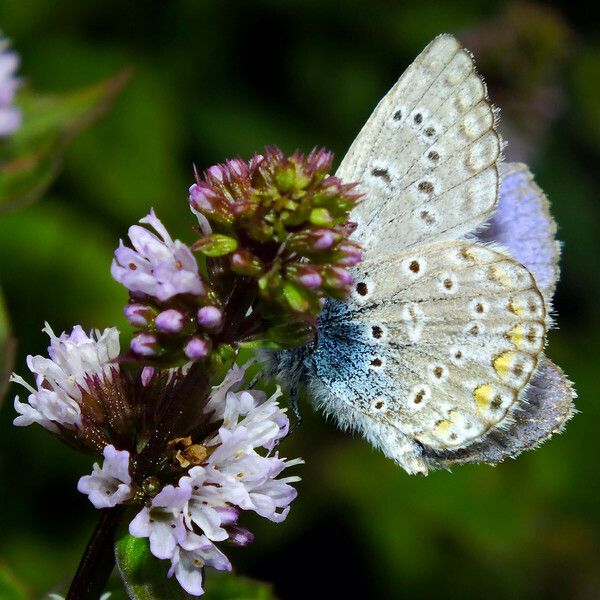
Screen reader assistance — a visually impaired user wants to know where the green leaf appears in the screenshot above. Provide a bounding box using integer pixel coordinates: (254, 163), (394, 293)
(0, 562), (29, 600)
(115, 534), (194, 600)
(0, 70), (129, 213)
(0, 288), (16, 407)
(115, 533), (275, 600)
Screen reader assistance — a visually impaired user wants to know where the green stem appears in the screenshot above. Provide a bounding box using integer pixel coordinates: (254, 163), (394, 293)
(66, 505), (126, 600)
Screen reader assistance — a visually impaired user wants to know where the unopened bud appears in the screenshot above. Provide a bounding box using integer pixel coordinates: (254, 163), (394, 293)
(155, 309), (186, 333)
(124, 303), (155, 327)
(131, 332), (160, 357)
(184, 336), (211, 360)
(197, 306), (223, 330)
(230, 249), (263, 276)
(193, 234), (238, 257)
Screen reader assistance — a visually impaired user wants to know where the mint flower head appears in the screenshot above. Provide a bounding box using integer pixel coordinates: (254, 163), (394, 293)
(190, 147), (362, 322)
(0, 33), (21, 137)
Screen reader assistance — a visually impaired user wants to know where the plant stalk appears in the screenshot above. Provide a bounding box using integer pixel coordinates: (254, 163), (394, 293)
(66, 505), (126, 600)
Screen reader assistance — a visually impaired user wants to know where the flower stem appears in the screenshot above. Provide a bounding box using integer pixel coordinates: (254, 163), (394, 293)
(66, 505), (126, 600)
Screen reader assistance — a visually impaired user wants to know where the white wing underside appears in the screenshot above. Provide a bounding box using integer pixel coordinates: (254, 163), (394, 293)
(313, 242), (546, 473)
(336, 34), (501, 258)
(307, 35), (565, 474)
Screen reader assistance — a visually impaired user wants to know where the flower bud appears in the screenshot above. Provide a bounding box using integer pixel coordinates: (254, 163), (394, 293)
(309, 207), (333, 226)
(230, 249), (263, 276)
(155, 309), (186, 333)
(140, 366), (155, 386)
(193, 234), (238, 257)
(337, 242), (362, 266)
(324, 266), (353, 290)
(227, 525), (255, 547)
(184, 336), (212, 360)
(124, 303), (156, 327)
(131, 332), (161, 357)
(196, 306), (223, 330)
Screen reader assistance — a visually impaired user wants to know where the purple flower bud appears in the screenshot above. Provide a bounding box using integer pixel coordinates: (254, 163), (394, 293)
(338, 243), (362, 266)
(140, 366), (155, 386)
(184, 336), (211, 360)
(124, 303), (155, 327)
(298, 271), (322, 288)
(206, 164), (225, 183)
(227, 525), (255, 547)
(327, 266), (352, 288)
(314, 229), (337, 250)
(131, 332), (159, 357)
(155, 309), (186, 333)
(189, 183), (221, 212)
(196, 306), (223, 330)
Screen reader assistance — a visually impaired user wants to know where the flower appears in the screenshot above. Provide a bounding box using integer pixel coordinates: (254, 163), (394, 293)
(0, 34), (21, 137)
(128, 366), (301, 596)
(11, 324), (120, 433)
(112, 209), (205, 302)
(129, 482), (192, 559)
(78, 445), (132, 508)
(168, 533), (231, 596)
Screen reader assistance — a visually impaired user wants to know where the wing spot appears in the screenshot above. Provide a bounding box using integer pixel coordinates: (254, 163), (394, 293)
(490, 395), (503, 410)
(433, 366), (443, 378)
(414, 113), (423, 124)
(370, 167), (391, 182)
(393, 109), (403, 121)
(409, 260), (420, 273)
(420, 210), (436, 225)
(427, 150), (440, 162)
(374, 400), (384, 410)
(356, 282), (368, 296)
(371, 325), (383, 339)
(418, 181), (435, 194)
(424, 126), (435, 138)
(371, 358), (382, 367)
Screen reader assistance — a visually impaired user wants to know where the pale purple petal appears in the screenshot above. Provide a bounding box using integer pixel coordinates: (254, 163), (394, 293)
(112, 210), (205, 301)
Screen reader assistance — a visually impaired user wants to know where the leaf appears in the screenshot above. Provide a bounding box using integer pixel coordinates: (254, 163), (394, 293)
(115, 533), (275, 600)
(0, 562), (29, 600)
(0, 287), (16, 407)
(0, 70), (129, 212)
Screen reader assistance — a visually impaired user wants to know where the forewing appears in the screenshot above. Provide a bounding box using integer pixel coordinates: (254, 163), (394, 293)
(313, 241), (546, 456)
(422, 356), (575, 467)
(336, 34), (501, 259)
(478, 162), (560, 301)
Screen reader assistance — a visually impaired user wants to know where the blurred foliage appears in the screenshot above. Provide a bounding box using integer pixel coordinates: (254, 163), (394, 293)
(0, 70), (128, 213)
(0, 0), (599, 599)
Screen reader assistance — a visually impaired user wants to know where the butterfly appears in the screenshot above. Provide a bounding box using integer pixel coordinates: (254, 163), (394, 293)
(266, 34), (575, 475)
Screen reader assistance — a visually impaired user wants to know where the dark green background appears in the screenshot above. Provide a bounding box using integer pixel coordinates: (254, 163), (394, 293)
(1, 1), (599, 598)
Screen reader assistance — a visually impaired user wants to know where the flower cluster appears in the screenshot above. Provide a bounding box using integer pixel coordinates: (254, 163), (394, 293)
(190, 147), (362, 318)
(0, 33), (21, 137)
(75, 363), (300, 596)
(113, 149), (362, 361)
(112, 209), (220, 362)
(11, 324), (120, 438)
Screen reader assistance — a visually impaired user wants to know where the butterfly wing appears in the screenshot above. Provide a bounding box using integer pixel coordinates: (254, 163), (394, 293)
(336, 34), (501, 259)
(422, 356), (576, 467)
(478, 162), (560, 302)
(310, 241), (546, 474)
